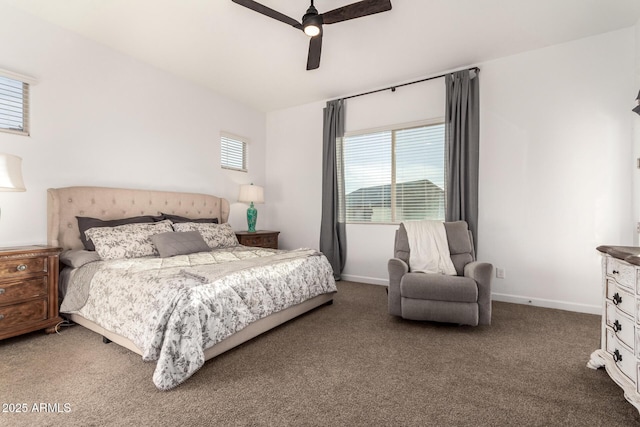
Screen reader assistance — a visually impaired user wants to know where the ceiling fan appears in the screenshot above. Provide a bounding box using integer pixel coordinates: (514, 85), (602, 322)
(231, 0), (392, 70)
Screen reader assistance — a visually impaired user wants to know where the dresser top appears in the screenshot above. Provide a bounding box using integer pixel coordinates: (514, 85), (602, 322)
(597, 245), (640, 266)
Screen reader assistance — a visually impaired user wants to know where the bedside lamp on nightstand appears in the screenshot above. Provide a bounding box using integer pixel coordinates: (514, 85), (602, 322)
(0, 153), (26, 219)
(238, 183), (264, 233)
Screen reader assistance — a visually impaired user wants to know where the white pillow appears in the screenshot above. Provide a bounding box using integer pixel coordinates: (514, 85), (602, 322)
(172, 222), (238, 249)
(85, 220), (174, 260)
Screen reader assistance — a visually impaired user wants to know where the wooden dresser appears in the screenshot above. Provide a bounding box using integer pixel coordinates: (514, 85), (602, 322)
(235, 230), (280, 249)
(589, 245), (640, 413)
(0, 245), (62, 340)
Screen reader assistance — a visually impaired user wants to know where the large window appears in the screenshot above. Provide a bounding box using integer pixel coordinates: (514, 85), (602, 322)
(339, 121), (445, 223)
(0, 73), (30, 136)
(220, 132), (247, 172)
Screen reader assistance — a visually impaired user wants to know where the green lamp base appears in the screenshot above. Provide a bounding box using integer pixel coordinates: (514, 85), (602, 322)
(247, 202), (257, 233)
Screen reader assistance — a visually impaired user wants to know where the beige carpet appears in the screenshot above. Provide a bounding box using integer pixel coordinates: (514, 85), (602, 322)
(1, 281), (638, 426)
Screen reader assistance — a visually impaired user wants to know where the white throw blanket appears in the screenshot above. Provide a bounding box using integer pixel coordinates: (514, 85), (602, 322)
(403, 220), (457, 275)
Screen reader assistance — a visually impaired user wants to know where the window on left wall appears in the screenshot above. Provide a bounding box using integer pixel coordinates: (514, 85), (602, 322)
(0, 73), (30, 136)
(221, 132), (248, 172)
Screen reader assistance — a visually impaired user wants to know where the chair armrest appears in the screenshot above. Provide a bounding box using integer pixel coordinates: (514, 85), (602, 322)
(464, 261), (493, 325)
(388, 258), (408, 316)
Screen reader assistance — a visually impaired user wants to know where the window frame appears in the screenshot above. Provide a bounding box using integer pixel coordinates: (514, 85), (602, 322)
(340, 118), (446, 225)
(220, 131), (248, 172)
(0, 69), (36, 137)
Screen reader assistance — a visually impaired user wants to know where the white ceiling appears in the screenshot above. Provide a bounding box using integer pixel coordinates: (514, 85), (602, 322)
(3, 0), (640, 112)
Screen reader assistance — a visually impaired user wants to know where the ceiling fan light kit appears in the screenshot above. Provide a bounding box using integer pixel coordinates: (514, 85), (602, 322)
(303, 2), (322, 37)
(304, 24), (321, 37)
(232, 0), (392, 70)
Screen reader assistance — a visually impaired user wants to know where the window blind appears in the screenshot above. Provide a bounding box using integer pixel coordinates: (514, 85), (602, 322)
(341, 123), (445, 223)
(0, 75), (29, 136)
(221, 133), (247, 172)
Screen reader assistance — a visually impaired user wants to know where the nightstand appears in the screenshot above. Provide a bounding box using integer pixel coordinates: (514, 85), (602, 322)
(235, 230), (280, 249)
(0, 245), (62, 340)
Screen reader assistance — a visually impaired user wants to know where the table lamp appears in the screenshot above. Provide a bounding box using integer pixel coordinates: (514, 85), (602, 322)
(238, 183), (264, 233)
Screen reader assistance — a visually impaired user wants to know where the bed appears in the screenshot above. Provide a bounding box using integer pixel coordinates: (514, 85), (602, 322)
(47, 186), (337, 390)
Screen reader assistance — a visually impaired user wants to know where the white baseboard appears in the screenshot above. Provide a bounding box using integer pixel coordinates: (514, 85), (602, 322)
(491, 292), (601, 315)
(341, 274), (389, 287)
(340, 275), (602, 315)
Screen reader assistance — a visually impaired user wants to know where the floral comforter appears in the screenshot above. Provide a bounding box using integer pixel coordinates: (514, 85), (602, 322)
(60, 246), (337, 390)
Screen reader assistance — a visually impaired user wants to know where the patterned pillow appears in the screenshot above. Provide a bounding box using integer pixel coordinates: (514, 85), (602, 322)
(172, 222), (238, 249)
(77, 215), (161, 251)
(85, 220), (174, 260)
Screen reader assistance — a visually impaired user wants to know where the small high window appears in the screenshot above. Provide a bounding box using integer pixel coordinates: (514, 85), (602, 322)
(221, 132), (247, 172)
(0, 70), (32, 136)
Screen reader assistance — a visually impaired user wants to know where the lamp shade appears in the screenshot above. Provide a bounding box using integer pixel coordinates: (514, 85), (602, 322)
(238, 184), (264, 204)
(0, 153), (26, 192)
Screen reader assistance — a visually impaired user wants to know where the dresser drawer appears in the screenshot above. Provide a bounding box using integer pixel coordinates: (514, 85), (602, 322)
(0, 256), (47, 278)
(606, 303), (635, 349)
(607, 257), (635, 291)
(607, 280), (635, 318)
(606, 329), (637, 385)
(0, 277), (48, 305)
(0, 298), (48, 329)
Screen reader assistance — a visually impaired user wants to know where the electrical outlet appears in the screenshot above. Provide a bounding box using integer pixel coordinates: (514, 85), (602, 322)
(496, 268), (506, 279)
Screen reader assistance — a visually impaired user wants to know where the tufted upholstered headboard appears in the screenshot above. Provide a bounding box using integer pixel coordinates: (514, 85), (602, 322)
(47, 186), (230, 251)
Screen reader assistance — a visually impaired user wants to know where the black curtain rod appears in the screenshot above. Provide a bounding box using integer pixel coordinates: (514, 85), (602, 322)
(339, 66), (480, 102)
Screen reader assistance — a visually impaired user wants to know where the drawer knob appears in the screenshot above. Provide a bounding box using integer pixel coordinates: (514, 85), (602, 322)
(612, 270), (620, 275)
(613, 320), (622, 332)
(16, 264), (27, 272)
(0, 288), (4, 295)
(613, 293), (622, 305)
(0, 314), (4, 321)
(613, 349), (623, 363)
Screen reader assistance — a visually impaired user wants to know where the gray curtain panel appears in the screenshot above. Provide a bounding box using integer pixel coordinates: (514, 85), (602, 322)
(320, 99), (346, 280)
(445, 70), (480, 245)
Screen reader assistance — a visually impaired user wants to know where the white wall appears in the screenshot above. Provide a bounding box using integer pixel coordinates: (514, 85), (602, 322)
(265, 100), (325, 250)
(266, 27), (636, 314)
(0, 5), (266, 247)
(480, 29), (634, 313)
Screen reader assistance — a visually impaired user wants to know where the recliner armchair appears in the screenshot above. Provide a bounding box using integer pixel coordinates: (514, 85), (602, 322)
(388, 221), (493, 326)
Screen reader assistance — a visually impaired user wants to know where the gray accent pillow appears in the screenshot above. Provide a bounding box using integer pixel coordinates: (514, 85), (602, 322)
(77, 215), (161, 251)
(60, 249), (102, 268)
(151, 231), (210, 258)
(160, 213), (219, 224)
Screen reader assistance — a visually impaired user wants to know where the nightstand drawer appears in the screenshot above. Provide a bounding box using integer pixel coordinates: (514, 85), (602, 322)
(0, 256), (47, 278)
(0, 277), (48, 304)
(262, 236), (277, 247)
(0, 299), (48, 328)
(0, 245), (62, 340)
(236, 231), (279, 249)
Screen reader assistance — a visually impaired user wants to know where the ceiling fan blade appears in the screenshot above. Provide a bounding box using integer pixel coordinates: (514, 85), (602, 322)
(306, 34), (323, 70)
(232, 0), (302, 29)
(321, 0), (392, 25)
